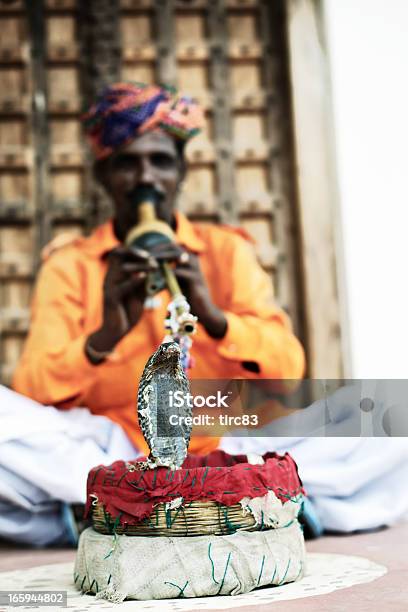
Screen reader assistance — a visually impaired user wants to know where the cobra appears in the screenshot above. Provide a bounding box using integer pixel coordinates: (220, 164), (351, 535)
(137, 341), (192, 470)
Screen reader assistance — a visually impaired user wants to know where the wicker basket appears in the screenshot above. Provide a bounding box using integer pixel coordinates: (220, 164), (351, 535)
(87, 451), (303, 538)
(92, 499), (260, 537)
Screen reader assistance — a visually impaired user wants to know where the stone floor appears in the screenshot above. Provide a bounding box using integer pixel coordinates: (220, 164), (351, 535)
(0, 522), (407, 610)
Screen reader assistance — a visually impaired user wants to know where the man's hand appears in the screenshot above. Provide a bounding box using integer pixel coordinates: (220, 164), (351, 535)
(152, 243), (227, 339)
(86, 242), (227, 363)
(86, 246), (159, 359)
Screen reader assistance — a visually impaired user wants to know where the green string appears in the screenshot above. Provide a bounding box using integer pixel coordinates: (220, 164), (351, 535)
(207, 543), (219, 584)
(117, 468), (131, 486)
(201, 467), (209, 485)
(179, 506), (188, 536)
(103, 534), (117, 560)
(144, 513), (155, 529)
(152, 470), (158, 488)
(103, 507), (113, 533)
(167, 503), (186, 528)
(103, 513), (122, 559)
(278, 558), (291, 586)
(222, 505), (239, 533)
(257, 555), (266, 586)
(278, 492), (302, 502)
(128, 472), (148, 491)
(113, 514), (122, 530)
(90, 466), (102, 485)
(216, 552), (232, 595)
(164, 580), (189, 598)
(271, 564), (277, 584)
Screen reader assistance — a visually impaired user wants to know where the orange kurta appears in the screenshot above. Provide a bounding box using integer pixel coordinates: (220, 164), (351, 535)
(12, 212), (305, 454)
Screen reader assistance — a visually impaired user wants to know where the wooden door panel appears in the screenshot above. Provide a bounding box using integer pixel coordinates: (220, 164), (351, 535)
(0, 0), (312, 382)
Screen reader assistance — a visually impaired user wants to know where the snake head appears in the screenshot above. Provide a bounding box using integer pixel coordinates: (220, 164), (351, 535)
(151, 342), (181, 368)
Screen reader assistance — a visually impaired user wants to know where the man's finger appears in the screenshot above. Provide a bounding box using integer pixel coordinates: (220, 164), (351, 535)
(122, 261), (158, 273)
(150, 243), (184, 259)
(177, 252), (199, 269)
(150, 242), (183, 253)
(174, 268), (197, 281)
(108, 246), (151, 261)
(115, 275), (146, 298)
(153, 250), (184, 262)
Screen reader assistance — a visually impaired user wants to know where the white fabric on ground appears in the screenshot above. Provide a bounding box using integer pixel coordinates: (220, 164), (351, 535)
(75, 523), (305, 601)
(0, 554), (387, 610)
(220, 383), (408, 532)
(0, 385), (139, 546)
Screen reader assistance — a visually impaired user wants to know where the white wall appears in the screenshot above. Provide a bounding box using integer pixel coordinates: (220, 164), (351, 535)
(324, 0), (408, 377)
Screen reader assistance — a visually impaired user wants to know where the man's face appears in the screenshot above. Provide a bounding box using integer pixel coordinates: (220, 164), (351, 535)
(98, 131), (184, 236)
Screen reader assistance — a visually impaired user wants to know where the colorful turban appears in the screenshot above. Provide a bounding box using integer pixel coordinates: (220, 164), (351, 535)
(82, 82), (204, 160)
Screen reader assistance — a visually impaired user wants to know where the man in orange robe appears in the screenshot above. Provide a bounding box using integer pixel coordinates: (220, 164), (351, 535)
(13, 83), (305, 457)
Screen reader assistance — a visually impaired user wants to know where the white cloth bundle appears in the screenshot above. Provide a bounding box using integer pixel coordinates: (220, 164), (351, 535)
(74, 524), (305, 602)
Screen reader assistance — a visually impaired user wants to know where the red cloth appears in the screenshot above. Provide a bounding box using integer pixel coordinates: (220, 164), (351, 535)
(85, 450), (304, 525)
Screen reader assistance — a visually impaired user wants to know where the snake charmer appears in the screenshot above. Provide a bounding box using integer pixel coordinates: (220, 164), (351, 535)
(13, 82), (305, 458)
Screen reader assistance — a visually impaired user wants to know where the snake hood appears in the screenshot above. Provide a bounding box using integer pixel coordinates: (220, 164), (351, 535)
(137, 342), (192, 469)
